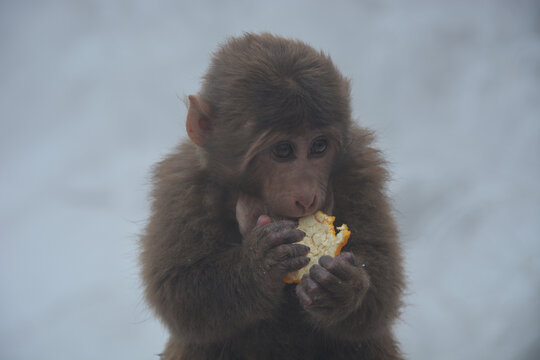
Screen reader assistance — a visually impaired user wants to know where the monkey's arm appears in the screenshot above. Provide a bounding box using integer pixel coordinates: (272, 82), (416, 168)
(142, 216), (309, 344)
(139, 150), (272, 344)
(142, 231), (281, 344)
(141, 146), (307, 344)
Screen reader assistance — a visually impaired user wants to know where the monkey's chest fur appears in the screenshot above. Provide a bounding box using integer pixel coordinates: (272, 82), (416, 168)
(235, 286), (315, 357)
(204, 286), (362, 360)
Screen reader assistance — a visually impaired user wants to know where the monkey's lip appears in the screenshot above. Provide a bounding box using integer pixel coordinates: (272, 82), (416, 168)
(271, 211), (321, 223)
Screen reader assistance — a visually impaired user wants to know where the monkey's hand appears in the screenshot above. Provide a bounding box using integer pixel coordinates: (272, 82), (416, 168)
(243, 216), (311, 284)
(295, 252), (370, 324)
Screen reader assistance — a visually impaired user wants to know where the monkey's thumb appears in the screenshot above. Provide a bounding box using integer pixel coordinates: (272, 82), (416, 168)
(256, 215), (272, 227)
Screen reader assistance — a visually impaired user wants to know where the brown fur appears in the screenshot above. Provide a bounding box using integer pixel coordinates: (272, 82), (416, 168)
(141, 33), (405, 359)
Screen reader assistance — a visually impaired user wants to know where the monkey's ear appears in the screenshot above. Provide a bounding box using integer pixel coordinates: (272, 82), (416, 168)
(186, 95), (212, 146)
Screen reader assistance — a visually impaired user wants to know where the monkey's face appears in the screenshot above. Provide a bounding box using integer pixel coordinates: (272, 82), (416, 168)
(254, 129), (337, 220)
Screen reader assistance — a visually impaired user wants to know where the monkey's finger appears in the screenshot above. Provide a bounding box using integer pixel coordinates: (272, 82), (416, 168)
(265, 228), (305, 250)
(295, 280), (313, 307)
(300, 273), (326, 301)
(319, 255), (356, 281)
(335, 252), (356, 266)
(254, 221), (296, 248)
(309, 263), (343, 292)
(279, 256), (310, 273)
(271, 243), (310, 262)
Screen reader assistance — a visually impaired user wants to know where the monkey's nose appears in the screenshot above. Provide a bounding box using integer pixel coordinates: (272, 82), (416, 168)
(295, 195), (317, 214)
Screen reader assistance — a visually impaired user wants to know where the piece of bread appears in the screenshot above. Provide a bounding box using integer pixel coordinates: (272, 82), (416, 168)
(283, 211), (351, 284)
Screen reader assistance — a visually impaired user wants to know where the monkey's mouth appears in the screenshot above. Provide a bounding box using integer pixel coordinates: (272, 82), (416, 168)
(269, 214), (299, 223)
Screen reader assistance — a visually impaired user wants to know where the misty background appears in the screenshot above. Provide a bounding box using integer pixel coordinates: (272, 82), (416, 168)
(1, 1), (539, 359)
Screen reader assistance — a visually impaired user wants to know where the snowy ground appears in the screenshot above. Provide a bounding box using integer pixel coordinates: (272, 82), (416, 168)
(1, 1), (539, 359)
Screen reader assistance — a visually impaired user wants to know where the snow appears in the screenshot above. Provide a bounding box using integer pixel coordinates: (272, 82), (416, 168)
(1, 1), (539, 359)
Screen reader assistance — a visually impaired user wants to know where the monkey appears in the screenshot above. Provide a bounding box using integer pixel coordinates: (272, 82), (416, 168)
(140, 33), (405, 359)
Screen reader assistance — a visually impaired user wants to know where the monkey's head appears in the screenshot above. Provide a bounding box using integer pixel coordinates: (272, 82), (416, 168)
(186, 33), (352, 233)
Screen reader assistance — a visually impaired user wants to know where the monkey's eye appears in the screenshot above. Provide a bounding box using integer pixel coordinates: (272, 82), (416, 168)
(310, 138), (328, 156)
(272, 142), (294, 159)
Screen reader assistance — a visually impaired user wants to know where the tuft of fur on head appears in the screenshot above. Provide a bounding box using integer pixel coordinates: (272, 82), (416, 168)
(195, 33), (352, 183)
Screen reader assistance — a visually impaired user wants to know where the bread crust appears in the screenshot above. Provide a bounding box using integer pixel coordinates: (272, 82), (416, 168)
(284, 211), (351, 283)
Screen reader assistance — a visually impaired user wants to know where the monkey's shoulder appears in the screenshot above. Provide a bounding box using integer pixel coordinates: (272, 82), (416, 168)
(150, 141), (236, 233)
(152, 141), (207, 185)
